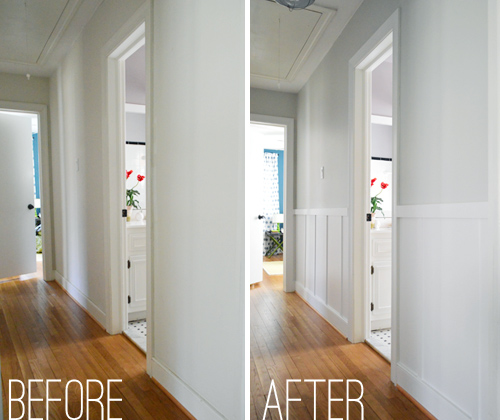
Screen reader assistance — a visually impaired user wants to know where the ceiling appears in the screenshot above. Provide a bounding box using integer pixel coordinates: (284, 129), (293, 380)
(251, 0), (364, 93)
(0, 0), (363, 90)
(0, 0), (103, 77)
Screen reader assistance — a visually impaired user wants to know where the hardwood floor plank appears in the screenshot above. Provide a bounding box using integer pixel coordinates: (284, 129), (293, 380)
(0, 278), (190, 420)
(251, 269), (429, 420)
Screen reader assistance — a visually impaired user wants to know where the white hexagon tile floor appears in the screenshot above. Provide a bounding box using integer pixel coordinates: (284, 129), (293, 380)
(368, 328), (391, 361)
(124, 319), (147, 352)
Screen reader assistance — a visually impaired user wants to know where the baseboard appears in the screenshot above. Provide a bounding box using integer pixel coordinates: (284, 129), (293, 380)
(397, 363), (472, 420)
(295, 282), (349, 337)
(151, 358), (227, 420)
(53, 270), (107, 329)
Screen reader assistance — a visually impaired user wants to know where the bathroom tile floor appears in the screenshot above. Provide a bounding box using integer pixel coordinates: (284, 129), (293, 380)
(124, 319), (147, 353)
(367, 328), (391, 361)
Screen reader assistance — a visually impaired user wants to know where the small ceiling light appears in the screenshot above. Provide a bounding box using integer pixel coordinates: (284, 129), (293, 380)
(274, 0), (315, 10)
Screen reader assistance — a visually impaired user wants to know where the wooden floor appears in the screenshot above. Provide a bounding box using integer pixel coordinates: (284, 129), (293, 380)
(250, 269), (428, 420)
(0, 277), (190, 420)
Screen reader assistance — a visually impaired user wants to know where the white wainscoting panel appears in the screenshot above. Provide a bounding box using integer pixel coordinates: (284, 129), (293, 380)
(396, 203), (487, 420)
(294, 208), (349, 336)
(295, 216), (306, 287)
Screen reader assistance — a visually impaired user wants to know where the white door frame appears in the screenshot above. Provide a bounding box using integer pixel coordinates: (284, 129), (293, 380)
(102, 3), (152, 371)
(348, 9), (399, 383)
(249, 114), (295, 292)
(0, 101), (53, 281)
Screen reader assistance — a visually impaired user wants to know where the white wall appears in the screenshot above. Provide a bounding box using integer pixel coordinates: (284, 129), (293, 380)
(151, 1), (245, 419)
(296, 0), (491, 419)
(50, 0), (146, 326)
(372, 60), (392, 117)
(371, 123), (392, 159)
(0, 73), (49, 105)
(250, 87), (297, 119)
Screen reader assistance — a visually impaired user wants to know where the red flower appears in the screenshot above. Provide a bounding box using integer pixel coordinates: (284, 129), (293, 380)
(371, 178), (377, 187)
(137, 174), (145, 182)
(126, 170), (133, 179)
(381, 182), (389, 189)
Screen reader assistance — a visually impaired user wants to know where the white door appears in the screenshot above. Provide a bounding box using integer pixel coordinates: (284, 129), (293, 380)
(248, 124), (264, 285)
(371, 260), (392, 330)
(128, 254), (147, 314)
(0, 112), (36, 279)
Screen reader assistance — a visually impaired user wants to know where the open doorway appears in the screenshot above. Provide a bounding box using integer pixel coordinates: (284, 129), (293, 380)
(249, 123), (285, 282)
(0, 110), (45, 283)
(365, 54), (393, 361)
(122, 43), (147, 352)
(247, 115), (295, 291)
(350, 11), (399, 379)
(105, 20), (149, 355)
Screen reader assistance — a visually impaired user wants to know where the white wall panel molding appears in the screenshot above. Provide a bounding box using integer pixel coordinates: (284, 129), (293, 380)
(396, 202), (488, 219)
(53, 270), (107, 328)
(397, 363), (472, 420)
(295, 208), (349, 336)
(296, 282), (349, 337)
(152, 359), (225, 420)
(294, 208), (348, 216)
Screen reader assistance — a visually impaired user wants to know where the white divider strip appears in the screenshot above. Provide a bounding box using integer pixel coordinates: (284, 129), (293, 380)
(396, 202), (488, 219)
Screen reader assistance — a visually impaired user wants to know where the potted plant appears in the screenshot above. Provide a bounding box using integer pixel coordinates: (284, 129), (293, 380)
(126, 170), (145, 221)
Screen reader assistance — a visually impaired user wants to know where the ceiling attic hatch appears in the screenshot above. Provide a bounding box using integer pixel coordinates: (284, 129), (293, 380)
(251, 0), (338, 93)
(274, 0), (315, 10)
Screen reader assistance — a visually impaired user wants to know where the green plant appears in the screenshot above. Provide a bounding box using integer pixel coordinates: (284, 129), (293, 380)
(126, 170), (145, 209)
(370, 178), (389, 216)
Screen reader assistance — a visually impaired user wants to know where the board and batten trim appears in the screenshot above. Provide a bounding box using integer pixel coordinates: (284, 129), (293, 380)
(294, 208), (349, 337)
(152, 358), (227, 420)
(294, 208), (348, 216)
(396, 202), (488, 219)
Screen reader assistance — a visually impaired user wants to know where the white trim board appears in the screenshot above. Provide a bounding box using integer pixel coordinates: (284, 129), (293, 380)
(152, 358), (227, 420)
(125, 103), (146, 114)
(396, 202), (488, 219)
(294, 208), (348, 216)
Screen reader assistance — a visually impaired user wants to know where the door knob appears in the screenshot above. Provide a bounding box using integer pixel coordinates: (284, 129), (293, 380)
(27, 204), (34, 210)
(258, 215), (265, 220)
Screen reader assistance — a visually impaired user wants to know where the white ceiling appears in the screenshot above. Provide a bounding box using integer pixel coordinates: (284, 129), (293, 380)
(251, 0), (364, 93)
(0, 0), (104, 77)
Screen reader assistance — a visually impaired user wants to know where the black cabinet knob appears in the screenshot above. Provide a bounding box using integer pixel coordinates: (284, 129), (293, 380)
(258, 215), (265, 220)
(28, 204), (34, 210)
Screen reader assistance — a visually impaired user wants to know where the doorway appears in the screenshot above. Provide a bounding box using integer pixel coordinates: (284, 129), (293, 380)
(105, 18), (150, 358)
(122, 42), (147, 352)
(0, 106), (52, 284)
(365, 53), (393, 361)
(349, 10), (399, 381)
(248, 115), (295, 292)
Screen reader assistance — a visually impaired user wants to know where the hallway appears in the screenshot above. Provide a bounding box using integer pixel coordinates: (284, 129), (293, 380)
(250, 272), (429, 420)
(0, 278), (189, 420)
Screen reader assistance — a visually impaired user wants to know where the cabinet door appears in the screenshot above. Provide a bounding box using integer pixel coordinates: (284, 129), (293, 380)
(371, 260), (391, 330)
(128, 254), (147, 314)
